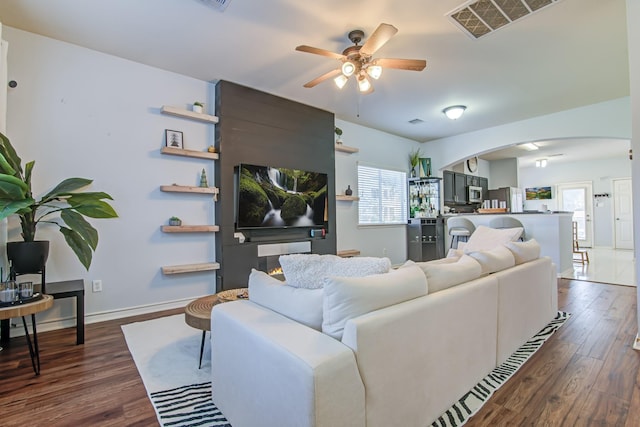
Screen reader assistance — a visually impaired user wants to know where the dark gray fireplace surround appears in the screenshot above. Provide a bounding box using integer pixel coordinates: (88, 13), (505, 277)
(214, 81), (336, 291)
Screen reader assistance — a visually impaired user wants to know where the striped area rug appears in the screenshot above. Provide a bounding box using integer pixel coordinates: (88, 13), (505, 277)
(124, 312), (568, 427)
(431, 311), (570, 427)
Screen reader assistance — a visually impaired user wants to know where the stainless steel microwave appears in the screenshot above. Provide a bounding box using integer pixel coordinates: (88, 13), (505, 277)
(468, 186), (482, 203)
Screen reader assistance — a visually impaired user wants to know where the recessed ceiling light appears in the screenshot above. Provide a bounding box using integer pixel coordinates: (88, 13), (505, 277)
(520, 143), (539, 151)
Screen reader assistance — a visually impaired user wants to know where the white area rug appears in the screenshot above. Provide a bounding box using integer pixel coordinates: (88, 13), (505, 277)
(122, 314), (230, 426)
(123, 312), (569, 427)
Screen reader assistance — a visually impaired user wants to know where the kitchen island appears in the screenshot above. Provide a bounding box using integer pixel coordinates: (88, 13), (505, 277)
(445, 212), (574, 274)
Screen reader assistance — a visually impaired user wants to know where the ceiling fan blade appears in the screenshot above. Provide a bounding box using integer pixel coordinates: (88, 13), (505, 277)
(303, 68), (342, 88)
(296, 45), (345, 60)
(360, 23), (398, 56)
(375, 58), (427, 71)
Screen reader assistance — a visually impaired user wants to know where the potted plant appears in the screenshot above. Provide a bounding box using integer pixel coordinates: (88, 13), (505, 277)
(169, 216), (182, 226)
(409, 147), (422, 177)
(192, 102), (204, 113)
(334, 126), (343, 144)
(0, 132), (118, 271)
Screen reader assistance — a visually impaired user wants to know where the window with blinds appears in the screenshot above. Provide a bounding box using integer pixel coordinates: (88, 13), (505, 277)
(357, 165), (407, 225)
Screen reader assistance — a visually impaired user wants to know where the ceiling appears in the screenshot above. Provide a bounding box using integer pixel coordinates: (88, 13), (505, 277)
(0, 0), (630, 147)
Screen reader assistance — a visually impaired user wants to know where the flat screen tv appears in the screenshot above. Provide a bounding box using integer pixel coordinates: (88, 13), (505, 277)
(236, 163), (328, 229)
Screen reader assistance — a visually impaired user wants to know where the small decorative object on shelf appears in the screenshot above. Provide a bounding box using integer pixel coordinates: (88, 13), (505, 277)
(192, 102), (204, 114)
(200, 169), (208, 187)
(169, 216), (182, 226)
(419, 157), (432, 177)
(345, 185), (353, 196)
(335, 126), (343, 144)
(207, 145), (216, 153)
(165, 129), (184, 149)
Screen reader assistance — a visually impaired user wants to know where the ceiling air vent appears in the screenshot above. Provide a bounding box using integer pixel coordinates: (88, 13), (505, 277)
(196, 0), (232, 12)
(448, 0), (562, 39)
(408, 118), (425, 125)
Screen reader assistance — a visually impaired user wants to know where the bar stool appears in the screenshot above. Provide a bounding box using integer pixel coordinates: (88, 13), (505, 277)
(489, 216), (525, 240)
(447, 217), (476, 249)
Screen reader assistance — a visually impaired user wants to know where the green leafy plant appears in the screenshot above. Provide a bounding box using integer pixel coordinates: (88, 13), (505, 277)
(409, 147), (422, 168)
(194, 101), (204, 107)
(0, 132), (118, 270)
(170, 216), (181, 221)
(334, 127), (343, 136)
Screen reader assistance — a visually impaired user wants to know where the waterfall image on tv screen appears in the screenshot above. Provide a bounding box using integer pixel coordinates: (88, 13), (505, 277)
(237, 164), (328, 229)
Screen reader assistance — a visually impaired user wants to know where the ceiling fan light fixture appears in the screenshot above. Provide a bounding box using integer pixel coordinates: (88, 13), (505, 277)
(334, 74), (349, 89)
(366, 65), (383, 80)
(342, 61), (356, 77)
(357, 75), (371, 93)
(443, 105), (466, 120)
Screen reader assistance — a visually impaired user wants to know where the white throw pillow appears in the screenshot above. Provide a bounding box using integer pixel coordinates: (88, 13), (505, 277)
(466, 245), (516, 275)
(463, 225), (523, 253)
(321, 262), (427, 340)
(416, 254), (482, 294)
(279, 254), (391, 289)
(504, 239), (541, 264)
(248, 269), (324, 330)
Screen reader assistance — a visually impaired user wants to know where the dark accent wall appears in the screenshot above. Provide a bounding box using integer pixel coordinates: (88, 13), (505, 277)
(214, 81), (336, 291)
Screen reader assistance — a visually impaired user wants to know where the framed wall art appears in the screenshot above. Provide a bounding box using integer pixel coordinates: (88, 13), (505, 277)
(165, 129), (184, 149)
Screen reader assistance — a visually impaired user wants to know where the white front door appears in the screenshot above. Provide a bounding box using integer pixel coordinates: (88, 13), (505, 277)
(613, 178), (634, 250)
(558, 181), (593, 248)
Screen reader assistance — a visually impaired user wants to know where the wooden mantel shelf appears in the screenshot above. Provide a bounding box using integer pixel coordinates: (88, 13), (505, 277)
(161, 225), (219, 233)
(160, 185), (219, 195)
(161, 262), (220, 275)
(161, 146), (219, 160)
(160, 105), (219, 124)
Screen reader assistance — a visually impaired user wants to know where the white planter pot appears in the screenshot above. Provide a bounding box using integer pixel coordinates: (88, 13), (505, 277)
(192, 105), (203, 114)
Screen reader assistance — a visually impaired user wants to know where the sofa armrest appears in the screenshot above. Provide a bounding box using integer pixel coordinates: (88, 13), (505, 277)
(211, 300), (365, 427)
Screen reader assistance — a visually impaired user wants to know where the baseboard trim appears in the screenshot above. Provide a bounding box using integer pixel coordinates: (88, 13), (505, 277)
(7, 296), (204, 337)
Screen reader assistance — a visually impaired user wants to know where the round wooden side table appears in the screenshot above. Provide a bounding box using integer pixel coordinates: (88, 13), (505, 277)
(0, 294), (54, 375)
(184, 288), (248, 368)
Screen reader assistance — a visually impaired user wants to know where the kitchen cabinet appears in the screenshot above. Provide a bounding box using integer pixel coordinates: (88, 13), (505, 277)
(480, 177), (489, 200)
(443, 171), (467, 203)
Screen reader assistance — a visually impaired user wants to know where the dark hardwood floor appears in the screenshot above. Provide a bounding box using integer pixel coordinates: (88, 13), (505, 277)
(0, 279), (638, 426)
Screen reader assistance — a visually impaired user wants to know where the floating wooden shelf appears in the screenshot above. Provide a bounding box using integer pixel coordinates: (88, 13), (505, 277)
(336, 195), (359, 201)
(161, 225), (219, 233)
(160, 185), (219, 195)
(337, 249), (360, 258)
(335, 144), (359, 153)
(161, 146), (219, 160)
(161, 262), (220, 275)
(161, 105), (219, 124)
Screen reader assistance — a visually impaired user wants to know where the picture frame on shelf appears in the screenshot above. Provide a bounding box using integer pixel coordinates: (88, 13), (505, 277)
(165, 129), (184, 149)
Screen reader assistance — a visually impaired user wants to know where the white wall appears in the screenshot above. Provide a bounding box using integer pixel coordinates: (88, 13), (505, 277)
(519, 156), (631, 247)
(626, 0), (640, 349)
(489, 158), (519, 189)
(4, 27), (216, 325)
(334, 119), (420, 265)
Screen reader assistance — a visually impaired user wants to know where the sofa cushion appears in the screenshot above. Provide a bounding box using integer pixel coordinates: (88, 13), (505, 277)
(416, 254), (482, 294)
(504, 239), (541, 264)
(248, 269), (324, 330)
(321, 262), (427, 340)
(463, 225), (523, 252)
(279, 254), (391, 289)
(466, 245), (516, 275)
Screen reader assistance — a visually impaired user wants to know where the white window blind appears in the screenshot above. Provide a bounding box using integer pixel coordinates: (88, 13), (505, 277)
(357, 165), (407, 225)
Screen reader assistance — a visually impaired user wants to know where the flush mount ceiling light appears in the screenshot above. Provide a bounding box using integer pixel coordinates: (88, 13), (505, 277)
(443, 105), (467, 120)
(535, 159), (548, 168)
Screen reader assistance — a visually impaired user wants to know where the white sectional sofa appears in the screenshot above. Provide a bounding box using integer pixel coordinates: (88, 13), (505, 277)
(210, 228), (558, 427)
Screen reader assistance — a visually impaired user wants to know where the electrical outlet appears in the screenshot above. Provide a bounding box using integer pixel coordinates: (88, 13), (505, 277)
(92, 279), (103, 293)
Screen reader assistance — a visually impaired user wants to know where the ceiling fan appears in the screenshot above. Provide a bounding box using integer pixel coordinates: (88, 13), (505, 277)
(295, 23), (426, 94)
